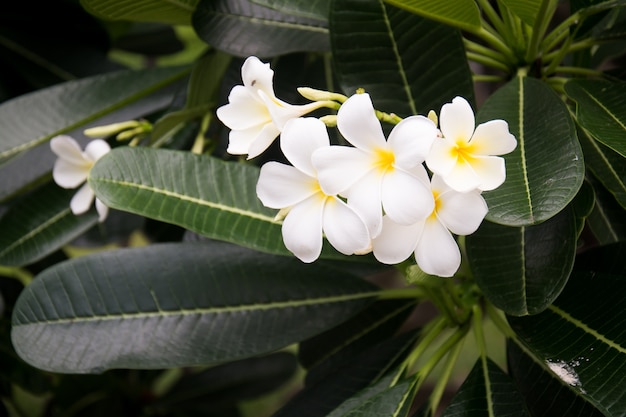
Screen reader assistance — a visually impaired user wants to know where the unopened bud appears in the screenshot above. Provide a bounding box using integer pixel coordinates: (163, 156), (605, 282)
(274, 207), (291, 222)
(297, 87), (347, 103)
(84, 121), (141, 138)
(427, 110), (438, 127)
(319, 115), (338, 127)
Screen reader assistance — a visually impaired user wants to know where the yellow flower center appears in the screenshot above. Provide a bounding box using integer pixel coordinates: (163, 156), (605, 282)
(449, 138), (477, 163)
(427, 190), (441, 221)
(373, 148), (395, 173)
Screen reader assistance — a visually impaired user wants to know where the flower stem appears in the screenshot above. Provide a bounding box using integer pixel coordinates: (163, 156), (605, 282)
(473, 74), (506, 83)
(476, 0), (509, 41)
(191, 113), (212, 154)
(466, 52), (511, 73)
(401, 317), (449, 377)
(375, 109), (403, 124)
(473, 27), (517, 64)
(524, 0), (559, 63)
(464, 38), (510, 64)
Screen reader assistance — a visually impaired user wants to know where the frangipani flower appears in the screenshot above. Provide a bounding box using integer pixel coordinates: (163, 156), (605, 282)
(50, 135), (111, 222)
(216, 56), (332, 159)
(426, 96), (517, 192)
(372, 175), (488, 277)
(256, 118), (370, 263)
(312, 93), (438, 238)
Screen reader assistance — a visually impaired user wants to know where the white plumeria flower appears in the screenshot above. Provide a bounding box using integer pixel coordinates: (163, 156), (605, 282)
(50, 135), (111, 222)
(256, 118), (370, 263)
(426, 96), (517, 192)
(312, 93), (438, 238)
(216, 56), (331, 160)
(372, 174), (488, 277)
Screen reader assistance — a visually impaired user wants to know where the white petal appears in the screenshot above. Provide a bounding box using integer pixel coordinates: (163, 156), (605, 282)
(259, 90), (323, 131)
(372, 216), (422, 264)
(323, 197), (371, 255)
(95, 198), (109, 222)
(70, 183), (95, 215)
(388, 115), (438, 168)
(337, 93), (387, 151)
(435, 188), (487, 236)
(312, 146), (372, 195)
(439, 97), (475, 143)
(344, 170), (383, 238)
(280, 118), (330, 177)
(415, 219), (461, 277)
(84, 139), (110, 162)
(217, 86), (271, 130)
(50, 135), (88, 165)
(241, 56), (276, 99)
(471, 120), (517, 155)
(473, 155), (507, 191)
(425, 138), (458, 177)
(226, 124), (265, 156)
(381, 169), (434, 225)
(256, 162), (316, 209)
(53, 159), (89, 188)
(246, 123), (282, 159)
(282, 194), (325, 263)
(440, 158), (481, 192)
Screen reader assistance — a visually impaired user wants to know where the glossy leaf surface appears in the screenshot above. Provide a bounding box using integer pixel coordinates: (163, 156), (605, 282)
(467, 206), (578, 316)
(80, 0), (199, 24)
(249, 0), (330, 21)
(477, 76), (584, 226)
(381, 0), (481, 32)
(0, 66), (188, 164)
(331, 0), (474, 116)
(508, 248), (626, 416)
(192, 0), (329, 58)
(441, 357), (530, 417)
(565, 79), (626, 158)
(11, 242), (378, 373)
(0, 184), (98, 267)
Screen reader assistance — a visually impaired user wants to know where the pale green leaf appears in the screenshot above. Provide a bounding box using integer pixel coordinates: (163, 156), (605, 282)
(11, 242), (379, 373)
(499, 0), (542, 26)
(382, 0), (481, 32)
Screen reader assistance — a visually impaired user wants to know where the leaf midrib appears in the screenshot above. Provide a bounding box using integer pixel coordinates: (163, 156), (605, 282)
(17, 290), (381, 325)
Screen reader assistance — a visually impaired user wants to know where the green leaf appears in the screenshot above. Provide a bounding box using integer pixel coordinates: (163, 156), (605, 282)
(90, 147), (289, 257)
(381, 0), (481, 33)
(566, 80), (626, 158)
(467, 206), (578, 316)
(80, 0), (199, 25)
(0, 183), (98, 267)
(185, 51), (232, 109)
(498, 0), (542, 26)
(249, 0), (330, 21)
(508, 250), (626, 416)
(273, 332), (417, 417)
(441, 357), (530, 417)
(507, 342), (605, 417)
(586, 178), (626, 244)
(477, 76), (584, 226)
(192, 0), (329, 58)
(578, 124), (626, 210)
(331, 0), (474, 117)
(0, 66), (189, 164)
(571, 179), (596, 237)
(326, 374), (415, 417)
(11, 242), (379, 373)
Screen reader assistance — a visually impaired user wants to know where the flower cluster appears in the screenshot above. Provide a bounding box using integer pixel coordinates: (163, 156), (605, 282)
(218, 57), (517, 277)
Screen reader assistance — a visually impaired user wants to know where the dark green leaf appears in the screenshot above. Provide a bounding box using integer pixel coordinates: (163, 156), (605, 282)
(273, 332), (417, 417)
(381, 0), (481, 33)
(11, 242), (379, 373)
(331, 0), (474, 117)
(0, 66), (189, 164)
(80, 0), (199, 25)
(574, 241), (626, 275)
(586, 177), (626, 245)
(186, 51), (232, 109)
(507, 341), (605, 417)
(249, 0), (330, 21)
(508, 254), (626, 416)
(477, 76), (584, 226)
(299, 299), (416, 385)
(565, 79), (626, 158)
(498, 0), (542, 25)
(467, 206), (578, 316)
(578, 126), (626, 210)
(192, 0), (329, 58)
(571, 179), (596, 237)
(441, 357), (530, 417)
(0, 183), (98, 267)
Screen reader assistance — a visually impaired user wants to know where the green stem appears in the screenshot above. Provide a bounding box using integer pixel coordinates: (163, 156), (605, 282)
(543, 38), (598, 62)
(473, 74), (506, 83)
(427, 332), (466, 415)
(0, 266), (33, 286)
(466, 51), (511, 73)
(476, 0), (509, 39)
(463, 38), (510, 64)
(525, 0), (559, 63)
(472, 304), (489, 358)
(191, 113), (212, 154)
(541, 11), (582, 54)
(402, 317), (449, 375)
(474, 27), (517, 63)
(484, 302), (516, 339)
(551, 66), (605, 77)
(375, 109), (403, 124)
(500, 1), (527, 54)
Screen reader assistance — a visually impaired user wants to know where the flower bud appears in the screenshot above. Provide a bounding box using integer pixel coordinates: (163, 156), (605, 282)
(83, 120), (142, 138)
(297, 87), (347, 103)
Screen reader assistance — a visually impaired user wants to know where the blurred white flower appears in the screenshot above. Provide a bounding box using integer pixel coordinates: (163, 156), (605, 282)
(256, 118), (370, 263)
(216, 56), (331, 159)
(50, 135), (111, 222)
(372, 175), (488, 277)
(312, 93), (438, 238)
(426, 96), (517, 192)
